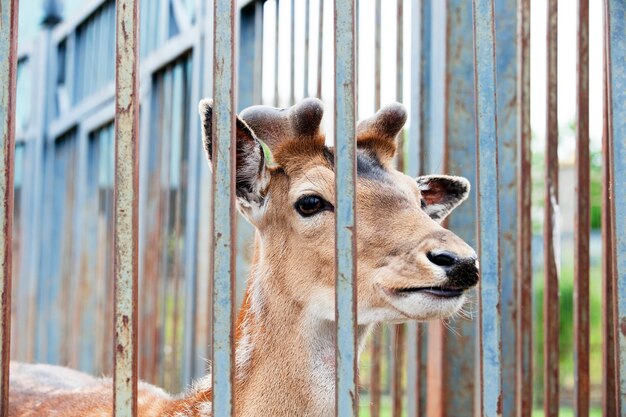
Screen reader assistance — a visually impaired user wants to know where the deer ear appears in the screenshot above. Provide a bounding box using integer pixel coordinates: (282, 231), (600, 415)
(356, 103), (407, 162)
(199, 99), (269, 212)
(416, 175), (470, 222)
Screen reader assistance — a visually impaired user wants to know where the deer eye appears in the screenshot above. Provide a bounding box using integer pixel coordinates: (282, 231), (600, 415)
(295, 195), (333, 217)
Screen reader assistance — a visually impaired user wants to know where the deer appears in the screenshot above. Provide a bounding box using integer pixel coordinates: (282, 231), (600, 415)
(8, 98), (479, 417)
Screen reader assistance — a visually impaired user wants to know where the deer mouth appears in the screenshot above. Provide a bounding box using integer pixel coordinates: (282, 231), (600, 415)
(391, 286), (465, 299)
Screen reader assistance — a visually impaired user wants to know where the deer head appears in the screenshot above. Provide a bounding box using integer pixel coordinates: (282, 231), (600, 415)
(199, 98), (478, 324)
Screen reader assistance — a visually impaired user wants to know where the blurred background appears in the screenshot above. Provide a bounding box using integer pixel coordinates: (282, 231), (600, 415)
(13, 0), (605, 416)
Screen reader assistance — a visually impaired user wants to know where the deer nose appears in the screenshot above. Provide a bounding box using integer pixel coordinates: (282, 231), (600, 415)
(426, 250), (479, 289)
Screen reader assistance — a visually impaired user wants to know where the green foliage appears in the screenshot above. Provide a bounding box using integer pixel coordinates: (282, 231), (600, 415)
(589, 151), (603, 230)
(533, 264), (603, 406)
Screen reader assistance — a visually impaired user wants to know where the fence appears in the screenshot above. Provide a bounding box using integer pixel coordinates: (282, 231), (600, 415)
(0, 0), (624, 416)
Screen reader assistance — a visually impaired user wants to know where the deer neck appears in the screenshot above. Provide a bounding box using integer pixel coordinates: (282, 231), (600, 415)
(182, 236), (371, 417)
(234, 258), (371, 417)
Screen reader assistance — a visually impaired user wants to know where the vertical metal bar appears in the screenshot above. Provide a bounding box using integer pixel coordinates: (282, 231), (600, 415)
(0, 0), (18, 414)
(493, 0), (518, 415)
(409, 3), (430, 416)
(370, 327), (381, 417)
(574, 1), (590, 416)
(316, 0), (323, 99)
(370, 2), (382, 416)
(605, 1), (626, 415)
(113, 0), (140, 414)
(374, 0), (381, 111)
(396, 0), (403, 103)
(516, 0), (532, 415)
(406, 322), (427, 417)
(418, 0), (431, 178)
(273, 0), (280, 107)
(472, 0), (502, 416)
(212, 0), (236, 415)
(432, 0), (478, 415)
(601, 16), (616, 415)
(391, 324), (405, 417)
(334, 0), (357, 416)
(304, 0), (310, 97)
(391, 3), (404, 416)
(543, 1), (559, 416)
(289, 0), (295, 104)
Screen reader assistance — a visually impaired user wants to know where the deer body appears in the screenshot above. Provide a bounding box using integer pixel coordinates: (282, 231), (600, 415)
(9, 98), (478, 417)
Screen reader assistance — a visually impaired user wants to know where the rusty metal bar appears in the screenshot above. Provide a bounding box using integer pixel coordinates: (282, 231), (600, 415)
(374, 0), (381, 111)
(391, 324), (405, 417)
(370, 1), (382, 415)
(391, 3), (404, 416)
(434, 0), (479, 414)
(289, 0), (295, 104)
(370, 326), (382, 417)
(406, 2), (430, 415)
(605, 1), (626, 415)
(304, 0), (310, 97)
(113, 0), (140, 414)
(493, 0), (519, 415)
(334, 0), (357, 415)
(472, 0), (502, 416)
(574, 0), (590, 416)
(212, 0), (237, 415)
(316, 0), (323, 99)
(274, 0), (280, 106)
(516, 0), (532, 415)
(543, 1), (559, 415)
(0, 0), (18, 414)
(601, 18), (617, 415)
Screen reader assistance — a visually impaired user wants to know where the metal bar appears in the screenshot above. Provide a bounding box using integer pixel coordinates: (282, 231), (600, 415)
(418, 0), (431, 177)
(605, 1), (626, 415)
(316, 0), (323, 99)
(391, 3), (404, 416)
(334, 0), (357, 415)
(493, 0), (518, 415)
(289, 0), (295, 104)
(396, 0), (403, 102)
(406, 322), (427, 417)
(515, 0), (532, 415)
(273, 0), (280, 106)
(370, 1), (382, 415)
(543, 1), (559, 415)
(304, 0), (310, 97)
(113, 0), (140, 413)
(472, 0), (502, 416)
(412, 3), (431, 416)
(393, 0), (404, 169)
(212, 0), (237, 415)
(432, 0), (478, 414)
(574, 0), (590, 415)
(374, 0), (381, 110)
(0, 0), (18, 413)
(369, 326), (382, 417)
(601, 18), (616, 415)
(391, 324), (405, 417)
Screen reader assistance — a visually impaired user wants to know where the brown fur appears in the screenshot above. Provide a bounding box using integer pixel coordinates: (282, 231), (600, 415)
(9, 99), (477, 417)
